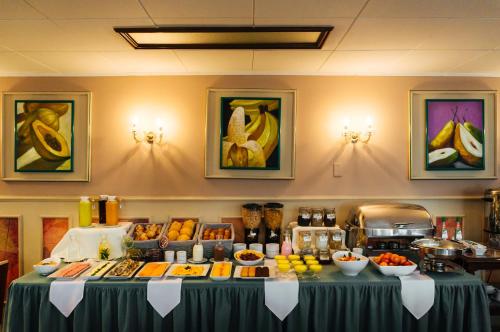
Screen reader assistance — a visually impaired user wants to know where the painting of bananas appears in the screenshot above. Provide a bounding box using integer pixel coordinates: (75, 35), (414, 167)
(220, 97), (281, 170)
(14, 101), (74, 172)
(426, 100), (484, 170)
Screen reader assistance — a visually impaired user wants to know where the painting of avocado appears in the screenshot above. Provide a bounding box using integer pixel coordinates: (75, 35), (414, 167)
(220, 97), (281, 170)
(426, 99), (484, 170)
(14, 101), (74, 172)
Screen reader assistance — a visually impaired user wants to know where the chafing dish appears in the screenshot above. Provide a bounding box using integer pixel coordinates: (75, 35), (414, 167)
(344, 203), (434, 257)
(410, 238), (466, 273)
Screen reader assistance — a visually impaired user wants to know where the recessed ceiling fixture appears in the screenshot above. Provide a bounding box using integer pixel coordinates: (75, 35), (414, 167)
(114, 26), (333, 50)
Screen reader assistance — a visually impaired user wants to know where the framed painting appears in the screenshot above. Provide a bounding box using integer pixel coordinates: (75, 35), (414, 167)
(205, 89), (296, 179)
(410, 90), (496, 179)
(42, 217), (69, 259)
(0, 216), (22, 299)
(2, 92), (91, 181)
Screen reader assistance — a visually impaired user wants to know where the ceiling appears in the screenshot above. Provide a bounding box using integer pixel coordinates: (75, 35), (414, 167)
(2, 0), (500, 76)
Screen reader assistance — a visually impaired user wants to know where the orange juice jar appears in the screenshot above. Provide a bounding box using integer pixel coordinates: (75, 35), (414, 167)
(106, 196), (119, 226)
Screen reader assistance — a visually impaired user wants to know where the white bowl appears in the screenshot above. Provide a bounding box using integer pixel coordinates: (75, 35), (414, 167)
(234, 249), (265, 266)
(33, 257), (61, 275)
(472, 246), (487, 256)
(369, 257), (417, 276)
(332, 251), (369, 276)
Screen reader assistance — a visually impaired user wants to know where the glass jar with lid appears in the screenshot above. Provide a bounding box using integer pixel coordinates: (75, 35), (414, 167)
(241, 203), (262, 245)
(298, 207), (312, 226)
(264, 202), (283, 244)
(324, 208), (336, 227)
(298, 230), (313, 255)
(311, 208), (324, 227)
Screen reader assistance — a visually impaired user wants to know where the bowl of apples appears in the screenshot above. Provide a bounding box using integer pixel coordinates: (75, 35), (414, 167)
(370, 252), (417, 276)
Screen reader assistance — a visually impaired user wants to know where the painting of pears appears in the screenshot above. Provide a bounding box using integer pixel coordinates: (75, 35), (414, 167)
(15, 101), (73, 172)
(220, 97), (281, 170)
(426, 100), (484, 170)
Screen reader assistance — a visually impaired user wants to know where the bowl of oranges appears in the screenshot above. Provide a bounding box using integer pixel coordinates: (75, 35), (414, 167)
(370, 252), (417, 276)
(332, 251), (369, 276)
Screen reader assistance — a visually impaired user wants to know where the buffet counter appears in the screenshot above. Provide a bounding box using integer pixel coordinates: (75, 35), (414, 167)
(5, 264), (490, 332)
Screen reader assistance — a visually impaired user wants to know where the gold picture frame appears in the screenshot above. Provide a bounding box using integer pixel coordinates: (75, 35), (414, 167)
(1, 91), (91, 181)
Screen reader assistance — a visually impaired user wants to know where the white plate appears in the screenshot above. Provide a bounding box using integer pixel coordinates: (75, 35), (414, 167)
(80, 261), (117, 280)
(135, 262), (171, 280)
(47, 262), (92, 280)
(233, 265), (276, 279)
(165, 264), (211, 278)
(104, 261), (144, 280)
(209, 262), (233, 281)
(369, 257), (417, 276)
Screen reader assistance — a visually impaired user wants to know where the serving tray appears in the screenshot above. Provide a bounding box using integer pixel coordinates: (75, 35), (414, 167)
(47, 262), (92, 280)
(80, 261), (117, 280)
(135, 262), (171, 279)
(165, 264), (210, 278)
(233, 265), (276, 279)
(104, 260), (144, 280)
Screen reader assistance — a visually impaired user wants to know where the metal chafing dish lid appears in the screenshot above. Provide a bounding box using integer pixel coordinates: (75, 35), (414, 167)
(485, 188), (500, 197)
(351, 203), (433, 230)
(411, 238), (466, 257)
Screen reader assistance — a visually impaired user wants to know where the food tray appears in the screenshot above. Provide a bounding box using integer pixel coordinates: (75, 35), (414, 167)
(128, 223), (168, 249)
(80, 261), (117, 280)
(104, 260), (144, 280)
(135, 262), (171, 279)
(165, 264), (210, 278)
(165, 218), (200, 257)
(369, 257), (417, 276)
(209, 262), (233, 281)
(233, 265), (276, 279)
(47, 262), (92, 280)
(199, 223), (235, 258)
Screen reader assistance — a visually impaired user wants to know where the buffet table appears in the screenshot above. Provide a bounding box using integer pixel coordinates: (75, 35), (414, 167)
(5, 265), (490, 332)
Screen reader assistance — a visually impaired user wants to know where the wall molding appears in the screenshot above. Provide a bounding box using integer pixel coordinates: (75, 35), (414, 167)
(0, 195), (484, 202)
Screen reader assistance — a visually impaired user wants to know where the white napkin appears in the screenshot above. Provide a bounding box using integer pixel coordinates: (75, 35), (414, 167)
(147, 278), (182, 317)
(264, 259), (299, 321)
(399, 272), (435, 319)
(49, 279), (87, 317)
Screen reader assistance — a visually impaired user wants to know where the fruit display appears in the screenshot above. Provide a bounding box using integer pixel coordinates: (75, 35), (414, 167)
(210, 262), (232, 281)
(166, 264), (210, 277)
(238, 266), (270, 278)
(335, 252), (367, 262)
(371, 252), (414, 266)
(222, 99), (279, 168)
(48, 262), (91, 279)
(332, 251), (369, 277)
(105, 259), (144, 279)
(202, 226), (231, 240)
(427, 106), (483, 169)
(132, 223), (163, 241)
(167, 219), (196, 241)
(136, 262), (170, 279)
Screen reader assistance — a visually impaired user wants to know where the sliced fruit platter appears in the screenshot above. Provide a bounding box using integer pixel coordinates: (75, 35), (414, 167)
(80, 261), (117, 280)
(165, 264), (210, 278)
(210, 262), (232, 281)
(135, 262), (171, 279)
(47, 262), (92, 280)
(370, 252), (417, 276)
(104, 259), (144, 280)
(233, 266), (275, 279)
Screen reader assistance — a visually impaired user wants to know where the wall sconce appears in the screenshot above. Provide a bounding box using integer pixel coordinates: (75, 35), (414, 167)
(342, 117), (374, 144)
(131, 117), (164, 144)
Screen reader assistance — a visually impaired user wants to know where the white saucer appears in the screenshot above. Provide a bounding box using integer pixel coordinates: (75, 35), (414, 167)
(187, 258), (208, 264)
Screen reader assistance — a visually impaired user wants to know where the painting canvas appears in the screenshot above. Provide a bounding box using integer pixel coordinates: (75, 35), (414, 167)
(15, 101), (74, 172)
(220, 98), (281, 170)
(426, 100), (484, 170)
(42, 217), (69, 258)
(0, 217), (21, 299)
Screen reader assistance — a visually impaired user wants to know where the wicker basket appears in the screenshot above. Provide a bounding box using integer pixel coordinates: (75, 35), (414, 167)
(199, 223), (235, 258)
(165, 219), (200, 257)
(128, 223), (168, 249)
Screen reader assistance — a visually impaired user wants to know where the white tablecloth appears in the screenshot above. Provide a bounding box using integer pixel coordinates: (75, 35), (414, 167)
(399, 271), (435, 319)
(264, 259), (299, 321)
(51, 222), (132, 261)
(49, 279), (86, 317)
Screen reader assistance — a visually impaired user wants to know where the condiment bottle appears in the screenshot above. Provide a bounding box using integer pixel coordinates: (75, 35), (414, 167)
(98, 195), (108, 224)
(106, 196), (119, 226)
(78, 196), (92, 227)
(213, 235), (225, 261)
(193, 241), (204, 262)
(455, 218), (463, 241)
(98, 235), (111, 260)
(281, 230), (292, 256)
(441, 217), (448, 240)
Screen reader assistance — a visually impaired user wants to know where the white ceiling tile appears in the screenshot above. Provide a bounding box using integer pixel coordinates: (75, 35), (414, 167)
(175, 50), (253, 73)
(337, 18), (445, 50)
(0, 20), (65, 51)
(320, 50), (410, 74)
(0, 0), (45, 19)
(416, 19), (500, 50)
(26, 0), (148, 19)
(142, 0), (252, 19)
(99, 51), (186, 74)
(254, 18), (353, 50)
(19, 51), (118, 74)
(362, 0), (500, 18)
(453, 51), (500, 74)
(255, 0), (366, 18)
(0, 51), (55, 74)
(397, 50), (488, 73)
(253, 50), (331, 72)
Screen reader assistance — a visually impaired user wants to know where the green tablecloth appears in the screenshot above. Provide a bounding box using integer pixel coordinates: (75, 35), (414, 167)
(5, 265), (490, 332)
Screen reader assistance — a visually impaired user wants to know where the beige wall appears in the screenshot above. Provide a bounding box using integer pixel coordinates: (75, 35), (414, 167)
(0, 75), (498, 272)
